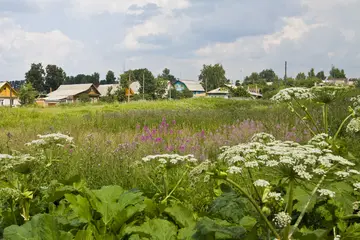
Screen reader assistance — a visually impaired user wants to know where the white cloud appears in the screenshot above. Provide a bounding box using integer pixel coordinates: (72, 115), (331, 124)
(0, 17), (84, 80)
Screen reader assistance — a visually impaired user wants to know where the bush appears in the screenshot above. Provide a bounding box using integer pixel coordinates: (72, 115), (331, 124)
(77, 93), (91, 103)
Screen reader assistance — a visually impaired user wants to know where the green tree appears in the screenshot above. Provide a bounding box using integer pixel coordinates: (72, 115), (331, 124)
(296, 72), (306, 80)
(316, 71), (326, 80)
(119, 70), (135, 89)
(259, 69), (278, 82)
(92, 72), (100, 86)
(243, 73), (266, 85)
(44, 64), (66, 93)
(308, 68), (315, 78)
(229, 87), (251, 98)
(19, 83), (37, 105)
(155, 77), (168, 99)
(134, 69), (156, 98)
(106, 70), (116, 84)
(199, 64), (227, 91)
(235, 80), (241, 86)
(161, 68), (177, 83)
(25, 63), (45, 93)
(329, 66), (346, 79)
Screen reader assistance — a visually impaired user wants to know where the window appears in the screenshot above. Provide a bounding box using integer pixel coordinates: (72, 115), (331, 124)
(0, 100), (3, 106)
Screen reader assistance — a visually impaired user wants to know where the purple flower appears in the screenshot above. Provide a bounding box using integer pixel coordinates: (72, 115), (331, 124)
(172, 120), (176, 125)
(155, 137), (163, 143)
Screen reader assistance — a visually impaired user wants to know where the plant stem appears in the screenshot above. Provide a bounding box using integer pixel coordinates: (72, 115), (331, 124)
(340, 214), (360, 220)
(248, 169), (263, 205)
(294, 99), (321, 134)
(323, 104), (328, 134)
(161, 169), (189, 204)
(332, 113), (353, 144)
(288, 103), (316, 136)
(284, 179), (294, 240)
(163, 171), (169, 197)
(225, 177), (281, 239)
(10, 199), (17, 225)
(288, 174), (327, 238)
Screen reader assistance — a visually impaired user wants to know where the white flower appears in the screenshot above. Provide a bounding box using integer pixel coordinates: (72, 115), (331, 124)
(280, 156), (295, 165)
(334, 235), (341, 240)
(313, 168), (326, 175)
(158, 158), (167, 164)
(0, 154), (13, 159)
(347, 118), (360, 133)
(258, 155), (269, 161)
(251, 133), (276, 143)
(265, 160), (279, 167)
(335, 171), (350, 178)
(271, 87), (313, 102)
(244, 161), (259, 168)
(227, 166), (242, 174)
(266, 192), (283, 201)
(353, 201), (360, 210)
(228, 155), (245, 164)
(254, 179), (270, 187)
(273, 212), (292, 228)
(318, 189), (336, 198)
(293, 164), (312, 180)
(353, 182), (360, 191)
(349, 169), (360, 175)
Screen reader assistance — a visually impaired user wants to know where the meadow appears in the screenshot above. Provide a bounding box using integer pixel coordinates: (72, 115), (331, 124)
(1, 89), (360, 239)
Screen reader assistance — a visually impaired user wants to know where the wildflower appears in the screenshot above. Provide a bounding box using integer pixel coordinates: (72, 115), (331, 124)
(279, 156), (295, 165)
(293, 164), (312, 180)
(251, 133), (275, 144)
(335, 171), (350, 178)
(313, 168), (326, 175)
(244, 161), (259, 168)
(227, 166), (242, 174)
(254, 179), (270, 187)
(158, 158), (167, 164)
(273, 212), (292, 228)
(349, 169), (360, 175)
(271, 87), (313, 102)
(346, 118), (360, 134)
(265, 160), (279, 167)
(203, 175), (210, 183)
(318, 189), (335, 198)
(266, 192), (283, 201)
(353, 182), (360, 191)
(0, 154), (13, 159)
(189, 160), (211, 177)
(353, 201), (360, 210)
(228, 155), (245, 164)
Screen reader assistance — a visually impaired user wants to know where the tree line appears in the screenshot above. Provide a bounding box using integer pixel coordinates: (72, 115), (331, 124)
(14, 62), (360, 104)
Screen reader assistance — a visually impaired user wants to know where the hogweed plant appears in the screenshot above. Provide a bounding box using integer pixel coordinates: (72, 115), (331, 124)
(187, 132), (359, 239)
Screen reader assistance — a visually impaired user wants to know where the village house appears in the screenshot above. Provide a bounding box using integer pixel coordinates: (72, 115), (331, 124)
(97, 84), (119, 97)
(0, 82), (20, 106)
(38, 83), (100, 106)
(173, 80), (206, 97)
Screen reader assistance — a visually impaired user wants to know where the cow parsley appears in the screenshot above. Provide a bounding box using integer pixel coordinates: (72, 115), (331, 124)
(227, 166), (242, 174)
(254, 179), (270, 187)
(266, 192), (283, 201)
(273, 212), (292, 228)
(346, 118), (360, 134)
(318, 189), (335, 198)
(271, 87), (313, 102)
(335, 171), (350, 178)
(353, 182), (360, 191)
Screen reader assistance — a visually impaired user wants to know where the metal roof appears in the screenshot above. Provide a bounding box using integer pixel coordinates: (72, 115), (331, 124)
(178, 80), (205, 92)
(45, 83), (99, 101)
(207, 87), (229, 94)
(97, 84), (119, 96)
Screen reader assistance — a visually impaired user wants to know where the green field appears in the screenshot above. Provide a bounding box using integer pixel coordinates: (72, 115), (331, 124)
(1, 93), (360, 239)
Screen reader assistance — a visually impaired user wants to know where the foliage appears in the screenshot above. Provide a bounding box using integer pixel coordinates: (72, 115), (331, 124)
(18, 83), (37, 106)
(229, 87), (251, 98)
(259, 69), (278, 82)
(169, 88), (193, 99)
(154, 77), (168, 99)
(316, 71), (326, 80)
(329, 66), (346, 79)
(199, 64), (228, 91)
(44, 65), (66, 93)
(64, 73), (100, 85)
(296, 72), (307, 80)
(105, 70), (116, 84)
(160, 68), (177, 84)
(25, 63), (45, 93)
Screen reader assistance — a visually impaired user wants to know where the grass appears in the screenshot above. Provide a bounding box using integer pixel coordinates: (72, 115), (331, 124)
(0, 96), (359, 210)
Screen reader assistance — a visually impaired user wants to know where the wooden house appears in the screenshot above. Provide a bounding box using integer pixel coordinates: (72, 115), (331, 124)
(42, 83), (100, 106)
(0, 82), (19, 106)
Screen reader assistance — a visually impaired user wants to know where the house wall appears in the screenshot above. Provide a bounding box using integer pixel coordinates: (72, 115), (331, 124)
(192, 91), (206, 97)
(0, 83), (18, 98)
(207, 93), (229, 99)
(0, 98), (20, 106)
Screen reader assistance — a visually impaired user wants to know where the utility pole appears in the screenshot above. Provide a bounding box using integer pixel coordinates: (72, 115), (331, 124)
(128, 73), (130, 103)
(284, 61), (287, 81)
(142, 72), (145, 100)
(205, 77), (208, 95)
(9, 82), (12, 108)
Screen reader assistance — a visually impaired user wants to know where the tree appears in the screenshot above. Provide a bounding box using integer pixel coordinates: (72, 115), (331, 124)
(155, 77), (168, 99)
(296, 72), (306, 80)
(308, 68), (316, 78)
(19, 83), (37, 105)
(119, 70), (135, 89)
(134, 69), (156, 98)
(243, 73), (265, 85)
(44, 65), (66, 93)
(235, 80), (241, 86)
(199, 64), (227, 91)
(105, 70), (116, 84)
(259, 69), (278, 82)
(316, 71), (326, 80)
(92, 72), (100, 86)
(161, 68), (177, 83)
(78, 93), (91, 103)
(25, 63), (45, 93)
(329, 66), (346, 79)
(229, 87), (251, 98)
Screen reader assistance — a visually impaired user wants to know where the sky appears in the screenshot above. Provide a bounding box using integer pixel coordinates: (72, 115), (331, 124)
(0, 0), (360, 81)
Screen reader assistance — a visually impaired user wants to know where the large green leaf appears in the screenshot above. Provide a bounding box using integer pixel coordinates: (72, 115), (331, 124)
(239, 216), (257, 231)
(341, 223), (360, 240)
(4, 214), (73, 240)
(292, 186), (316, 213)
(164, 203), (196, 228)
(65, 193), (92, 223)
(74, 229), (94, 240)
(329, 182), (356, 214)
(193, 217), (247, 240)
(292, 229), (329, 240)
(124, 219), (178, 240)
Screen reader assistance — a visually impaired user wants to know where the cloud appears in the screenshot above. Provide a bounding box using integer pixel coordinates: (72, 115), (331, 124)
(0, 17), (84, 80)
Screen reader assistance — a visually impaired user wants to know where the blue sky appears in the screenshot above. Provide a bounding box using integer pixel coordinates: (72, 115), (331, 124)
(0, 0), (359, 81)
